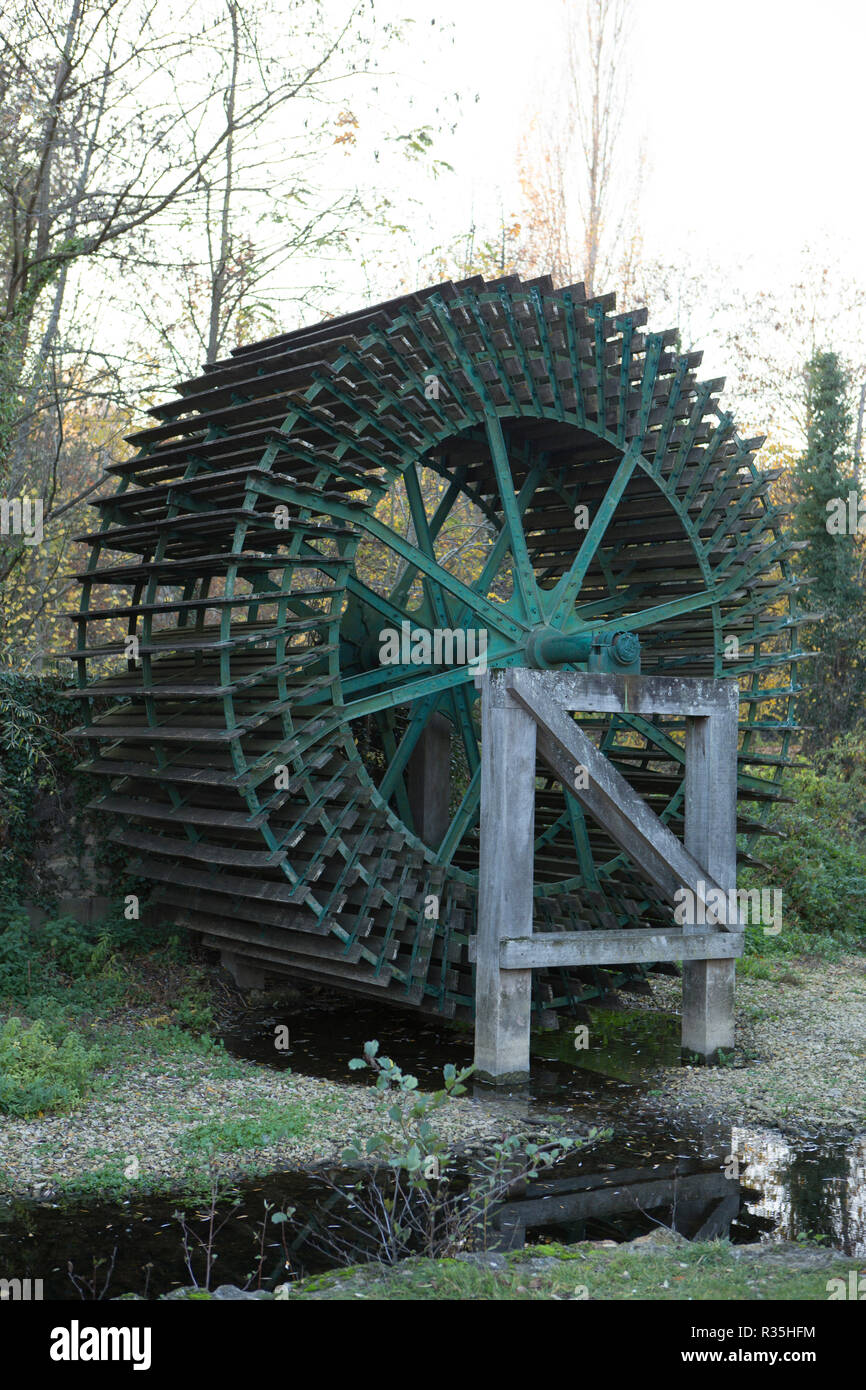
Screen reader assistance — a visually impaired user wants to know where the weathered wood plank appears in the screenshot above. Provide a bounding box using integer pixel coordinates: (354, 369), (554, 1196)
(474, 672), (536, 1081)
(682, 700), (740, 1056)
(505, 668), (739, 716)
(505, 671), (736, 927)
(496, 928), (744, 969)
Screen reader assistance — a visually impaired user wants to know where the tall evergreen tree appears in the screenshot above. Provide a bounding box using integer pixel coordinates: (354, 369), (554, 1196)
(791, 350), (864, 748)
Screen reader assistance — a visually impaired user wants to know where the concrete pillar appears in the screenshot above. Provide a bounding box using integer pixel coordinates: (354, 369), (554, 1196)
(222, 951), (267, 991)
(406, 711), (452, 849)
(681, 697), (739, 1062)
(474, 672), (536, 1083)
(681, 957), (736, 1061)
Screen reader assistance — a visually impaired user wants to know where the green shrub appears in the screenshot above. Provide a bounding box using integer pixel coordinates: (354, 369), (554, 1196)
(0, 671), (77, 886)
(742, 725), (866, 945)
(0, 1016), (101, 1117)
(0, 907), (33, 994)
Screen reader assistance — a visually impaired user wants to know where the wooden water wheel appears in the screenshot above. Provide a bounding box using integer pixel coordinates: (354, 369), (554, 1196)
(68, 274), (802, 1018)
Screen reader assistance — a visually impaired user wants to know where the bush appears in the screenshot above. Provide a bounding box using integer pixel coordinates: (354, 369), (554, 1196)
(0, 670), (77, 886)
(743, 725), (866, 944)
(0, 906), (33, 994)
(307, 1043), (590, 1266)
(0, 1016), (100, 1117)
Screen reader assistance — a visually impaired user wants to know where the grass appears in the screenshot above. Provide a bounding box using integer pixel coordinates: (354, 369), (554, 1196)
(0, 898), (234, 1118)
(178, 1096), (341, 1158)
(279, 1238), (859, 1301)
(0, 897), (411, 1201)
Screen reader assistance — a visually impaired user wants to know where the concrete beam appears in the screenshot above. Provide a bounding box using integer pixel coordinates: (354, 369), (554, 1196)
(505, 669), (739, 717)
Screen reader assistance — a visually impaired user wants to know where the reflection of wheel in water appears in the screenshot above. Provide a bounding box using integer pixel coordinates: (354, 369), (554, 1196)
(70, 275), (800, 1019)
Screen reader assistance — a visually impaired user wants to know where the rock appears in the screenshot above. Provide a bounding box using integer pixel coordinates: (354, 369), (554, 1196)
(162, 1284), (272, 1300)
(454, 1252), (507, 1270)
(625, 1227), (688, 1249)
(212, 1284), (272, 1300)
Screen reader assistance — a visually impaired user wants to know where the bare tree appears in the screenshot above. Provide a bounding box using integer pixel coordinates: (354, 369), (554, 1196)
(0, 0), (433, 664)
(517, 0), (638, 298)
(0, 0), (372, 450)
(570, 0), (631, 296)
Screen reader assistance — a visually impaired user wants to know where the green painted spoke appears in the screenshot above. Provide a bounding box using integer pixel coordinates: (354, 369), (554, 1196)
(547, 441), (642, 629)
(376, 708), (415, 827)
(534, 806), (569, 852)
(453, 462), (546, 630)
(564, 790), (600, 886)
(437, 764), (481, 866)
(378, 691), (444, 800)
(297, 540), (414, 634)
(343, 574), (415, 633)
(338, 652), (472, 702)
(592, 584), (728, 636)
(343, 662), (481, 723)
(389, 465), (467, 609)
(357, 511), (524, 641)
(615, 713), (685, 764)
(483, 411), (542, 625)
(399, 464), (482, 771)
(447, 685), (480, 774)
(403, 462), (455, 628)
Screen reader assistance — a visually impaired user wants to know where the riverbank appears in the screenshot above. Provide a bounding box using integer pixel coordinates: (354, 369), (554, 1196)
(627, 951), (866, 1137)
(0, 1034), (519, 1201)
(158, 1228), (859, 1301)
(0, 923), (862, 1200)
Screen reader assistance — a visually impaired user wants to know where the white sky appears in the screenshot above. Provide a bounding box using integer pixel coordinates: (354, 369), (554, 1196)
(79, 0), (866, 439)
(375, 0), (866, 287)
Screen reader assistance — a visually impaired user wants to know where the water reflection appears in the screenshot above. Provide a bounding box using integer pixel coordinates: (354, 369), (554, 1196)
(222, 992), (866, 1258)
(489, 1155), (742, 1249)
(732, 1128), (866, 1256)
(0, 1126), (861, 1299)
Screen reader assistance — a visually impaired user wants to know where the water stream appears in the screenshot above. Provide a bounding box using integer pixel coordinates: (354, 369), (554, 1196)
(0, 992), (862, 1299)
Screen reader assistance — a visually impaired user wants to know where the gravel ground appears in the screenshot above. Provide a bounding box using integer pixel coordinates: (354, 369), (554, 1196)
(0, 1051), (523, 1200)
(631, 953), (866, 1135)
(2, 953), (861, 1200)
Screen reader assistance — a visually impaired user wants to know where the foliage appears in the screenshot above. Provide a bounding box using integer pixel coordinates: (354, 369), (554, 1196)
(0, 895), (180, 1003)
(0, 671), (78, 880)
(304, 1041), (588, 1266)
(0, 1015), (100, 1117)
(0, 906), (33, 994)
(741, 725), (866, 947)
(0, 893), (218, 1125)
(791, 350), (866, 748)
